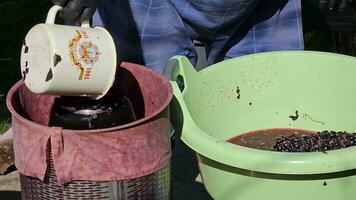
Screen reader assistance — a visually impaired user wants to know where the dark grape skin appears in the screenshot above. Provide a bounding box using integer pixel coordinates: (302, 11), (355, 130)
(273, 131), (356, 152)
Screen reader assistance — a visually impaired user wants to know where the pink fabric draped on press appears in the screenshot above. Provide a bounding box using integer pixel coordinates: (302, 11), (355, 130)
(7, 62), (173, 184)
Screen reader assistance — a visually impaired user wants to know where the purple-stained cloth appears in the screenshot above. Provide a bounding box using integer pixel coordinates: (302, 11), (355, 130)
(7, 62), (173, 185)
(93, 0), (303, 72)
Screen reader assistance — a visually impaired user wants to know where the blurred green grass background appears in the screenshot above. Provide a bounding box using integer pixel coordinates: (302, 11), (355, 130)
(0, 0), (354, 134)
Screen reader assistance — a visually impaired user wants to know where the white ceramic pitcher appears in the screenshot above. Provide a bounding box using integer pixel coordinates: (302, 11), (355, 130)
(21, 5), (117, 99)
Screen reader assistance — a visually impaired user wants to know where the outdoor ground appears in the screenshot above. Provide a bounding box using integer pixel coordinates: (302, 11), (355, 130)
(0, 0), (355, 199)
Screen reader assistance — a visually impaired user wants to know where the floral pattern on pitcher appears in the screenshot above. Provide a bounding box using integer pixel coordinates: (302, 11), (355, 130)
(68, 30), (101, 80)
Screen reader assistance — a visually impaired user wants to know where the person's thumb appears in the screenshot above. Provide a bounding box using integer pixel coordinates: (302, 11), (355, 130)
(79, 7), (97, 22)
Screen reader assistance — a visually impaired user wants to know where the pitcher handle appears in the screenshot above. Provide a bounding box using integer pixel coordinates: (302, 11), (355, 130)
(45, 5), (90, 27)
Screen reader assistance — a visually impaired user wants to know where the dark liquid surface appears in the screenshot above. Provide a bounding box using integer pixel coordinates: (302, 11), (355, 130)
(227, 128), (316, 151)
(49, 95), (136, 130)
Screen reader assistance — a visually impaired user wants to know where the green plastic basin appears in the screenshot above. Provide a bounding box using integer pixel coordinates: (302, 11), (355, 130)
(167, 51), (356, 200)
